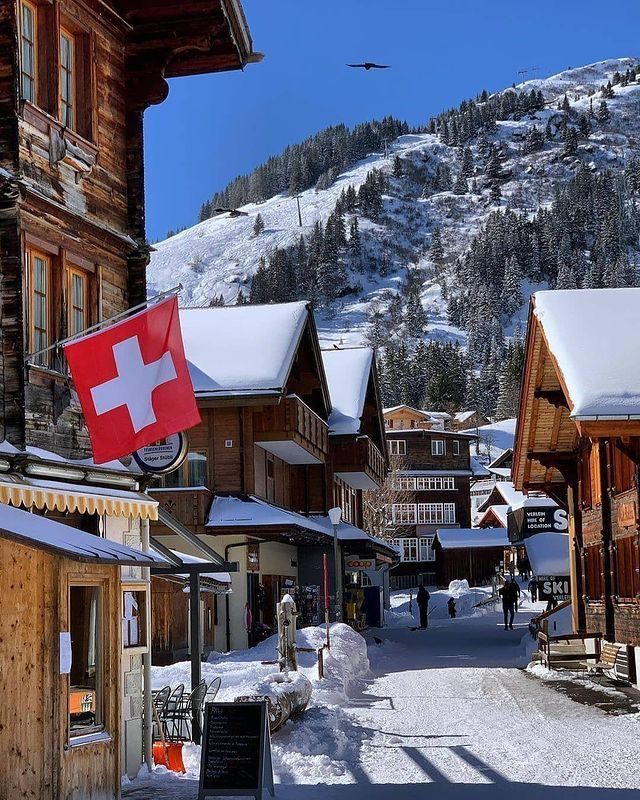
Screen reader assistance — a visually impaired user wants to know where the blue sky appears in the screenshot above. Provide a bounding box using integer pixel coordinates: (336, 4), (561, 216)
(144, 0), (640, 241)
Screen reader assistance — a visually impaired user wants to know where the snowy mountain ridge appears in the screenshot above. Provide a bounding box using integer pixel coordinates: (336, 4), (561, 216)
(149, 57), (640, 350)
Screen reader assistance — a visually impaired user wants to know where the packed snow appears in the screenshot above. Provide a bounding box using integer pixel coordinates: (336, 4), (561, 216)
(435, 528), (510, 549)
(534, 288), (640, 418)
(126, 584), (640, 799)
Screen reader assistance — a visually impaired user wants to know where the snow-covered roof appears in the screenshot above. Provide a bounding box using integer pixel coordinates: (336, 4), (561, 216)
(180, 302), (310, 397)
(423, 410), (452, 420)
(387, 429), (477, 439)
(524, 532), (570, 576)
(534, 289), (640, 419)
(383, 405), (430, 418)
(488, 467), (511, 478)
(207, 495), (397, 554)
(454, 411), (476, 423)
(435, 528), (509, 549)
(0, 502), (166, 565)
(509, 494), (558, 512)
(477, 505), (510, 528)
(322, 347), (373, 435)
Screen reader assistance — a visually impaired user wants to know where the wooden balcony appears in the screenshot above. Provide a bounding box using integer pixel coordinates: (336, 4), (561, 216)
(149, 487), (212, 532)
(332, 436), (387, 490)
(253, 395), (328, 464)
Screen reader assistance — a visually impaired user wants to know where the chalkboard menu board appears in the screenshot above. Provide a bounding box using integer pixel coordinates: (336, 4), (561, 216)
(198, 701), (274, 799)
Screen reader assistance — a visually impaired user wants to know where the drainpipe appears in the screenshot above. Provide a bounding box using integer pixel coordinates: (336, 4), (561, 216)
(141, 515), (153, 772)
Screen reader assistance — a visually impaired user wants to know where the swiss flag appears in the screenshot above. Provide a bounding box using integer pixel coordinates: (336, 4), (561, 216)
(65, 296), (200, 464)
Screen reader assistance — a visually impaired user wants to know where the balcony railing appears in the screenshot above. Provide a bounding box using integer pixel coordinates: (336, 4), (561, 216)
(332, 436), (387, 490)
(253, 395), (329, 464)
(148, 487), (212, 531)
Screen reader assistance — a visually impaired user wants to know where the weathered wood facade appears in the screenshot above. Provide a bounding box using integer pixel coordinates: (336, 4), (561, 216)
(0, 0), (254, 456)
(513, 293), (640, 681)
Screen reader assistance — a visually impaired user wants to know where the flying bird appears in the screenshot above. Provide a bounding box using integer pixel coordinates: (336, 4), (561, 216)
(347, 62), (390, 71)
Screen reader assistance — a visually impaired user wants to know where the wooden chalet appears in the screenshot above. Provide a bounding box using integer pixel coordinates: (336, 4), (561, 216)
(149, 306), (394, 652)
(385, 425), (476, 588)
(513, 289), (640, 686)
(0, 0), (256, 794)
(433, 528), (509, 587)
(384, 404), (435, 430)
(452, 410), (490, 431)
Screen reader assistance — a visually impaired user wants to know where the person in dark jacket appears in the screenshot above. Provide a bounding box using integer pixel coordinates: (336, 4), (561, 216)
(447, 597), (457, 618)
(416, 584), (430, 628)
(499, 577), (519, 630)
(528, 577), (538, 603)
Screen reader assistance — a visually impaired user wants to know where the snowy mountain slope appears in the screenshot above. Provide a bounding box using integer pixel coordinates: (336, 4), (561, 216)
(149, 57), (640, 348)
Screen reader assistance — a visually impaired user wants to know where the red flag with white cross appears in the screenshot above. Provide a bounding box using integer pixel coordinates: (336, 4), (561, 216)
(64, 296), (200, 464)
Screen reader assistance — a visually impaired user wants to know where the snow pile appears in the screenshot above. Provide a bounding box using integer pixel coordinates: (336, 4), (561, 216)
(448, 578), (470, 595)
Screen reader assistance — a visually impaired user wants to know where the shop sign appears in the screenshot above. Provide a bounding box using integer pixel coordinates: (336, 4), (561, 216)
(132, 431), (188, 474)
(247, 544), (260, 573)
(344, 555), (375, 571)
(508, 505), (568, 542)
(537, 575), (571, 602)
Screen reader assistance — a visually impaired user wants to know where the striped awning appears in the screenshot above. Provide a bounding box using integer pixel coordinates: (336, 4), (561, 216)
(0, 475), (157, 520)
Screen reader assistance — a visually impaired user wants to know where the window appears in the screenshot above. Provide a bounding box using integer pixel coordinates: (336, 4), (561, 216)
(419, 537), (436, 562)
(122, 590), (146, 648)
(60, 28), (75, 128)
(67, 267), (87, 336)
(385, 419), (393, 428)
(389, 439), (406, 456)
(390, 538), (419, 562)
(20, 1), (37, 103)
(417, 503), (456, 524)
(395, 476), (416, 491)
(431, 439), (445, 456)
(391, 503), (416, 524)
(452, 440), (460, 456)
(28, 248), (50, 366)
(161, 451), (208, 488)
(416, 476), (455, 491)
(69, 584), (103, 736)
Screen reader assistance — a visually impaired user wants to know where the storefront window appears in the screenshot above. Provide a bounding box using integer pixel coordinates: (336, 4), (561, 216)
(69, 585), (103, 736)
(161, 451), (208, 488)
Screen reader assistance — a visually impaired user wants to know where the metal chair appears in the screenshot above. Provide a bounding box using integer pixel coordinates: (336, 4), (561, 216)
(165, 680), (207, 742)
(161, 683), (184, 741)
(151, 686), (171, 740)
(205, 677), (221, 704)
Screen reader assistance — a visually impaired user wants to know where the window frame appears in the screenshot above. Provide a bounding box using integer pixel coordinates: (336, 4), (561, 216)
(431, 439), (445, 456)
(27, 246), (51, 367)
(418, 536), (436, 562)
(389, 439), (407, 456)
(391, 503), (417, 525)
(395, 476), (416, 491)
(415, 476), (456, 491)
(19, 0), (38, 104)
(67, 265), (88, 338)
(122, 587), (148, 651)
(68, 581), (105, 741)
(160, 450), (209, 489)
(59, 26), (76, 129)
(452, 440), (460, 456)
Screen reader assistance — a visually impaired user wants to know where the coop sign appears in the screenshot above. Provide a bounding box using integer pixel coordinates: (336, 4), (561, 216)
(344, 556), (375, 572)
(132, 431), (188, 474)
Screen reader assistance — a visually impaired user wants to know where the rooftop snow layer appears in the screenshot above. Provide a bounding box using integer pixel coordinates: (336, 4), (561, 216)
(534, 288), (640, 418)
(322, 347), (373, 435)
(180, 302), (309, 396)
(478, 505), (510, 527)
(435, 528), (509, 549)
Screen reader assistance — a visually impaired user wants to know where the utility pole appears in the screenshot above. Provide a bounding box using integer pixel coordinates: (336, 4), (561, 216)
(517, 68), (528, 85)
(294, 194), (303, 227)
(383, 137), (389, 159)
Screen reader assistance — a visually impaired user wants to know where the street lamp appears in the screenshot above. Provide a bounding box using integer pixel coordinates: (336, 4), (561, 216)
(328, 506), (343, 622)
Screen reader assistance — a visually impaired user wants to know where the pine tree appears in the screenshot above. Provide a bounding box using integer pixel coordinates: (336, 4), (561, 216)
(404, 293), (427, 338)
(252, 213), (265, 237)
(597, 100), (611, 122)
(460, 147), (474, 179)
(555, 262), (577, 289)
(453, 172), (467, 195)
(563, 127), (579, 157)
(489, 182), (502, 204)
(348, 217), (362, 256)
(430, 229), (444, 265)
(392, 155), (403, 178)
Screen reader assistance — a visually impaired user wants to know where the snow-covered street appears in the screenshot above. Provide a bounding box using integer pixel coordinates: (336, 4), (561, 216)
(125, 593), (640, 799)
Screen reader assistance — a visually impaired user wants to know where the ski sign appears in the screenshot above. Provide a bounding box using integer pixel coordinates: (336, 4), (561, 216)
(537, 575), (571, 602)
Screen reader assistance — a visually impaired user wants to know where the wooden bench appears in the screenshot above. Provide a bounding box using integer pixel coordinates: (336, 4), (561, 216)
(587, 642), (624, 683)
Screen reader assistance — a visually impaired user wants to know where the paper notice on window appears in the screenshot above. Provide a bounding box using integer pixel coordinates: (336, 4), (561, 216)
(60, 631), (72, 674)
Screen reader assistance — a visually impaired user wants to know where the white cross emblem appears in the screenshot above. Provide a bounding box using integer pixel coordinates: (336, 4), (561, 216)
(91, 336), (177, 433)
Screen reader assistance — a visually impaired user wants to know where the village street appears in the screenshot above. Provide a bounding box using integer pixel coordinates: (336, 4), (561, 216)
(125, 594), (640, 799)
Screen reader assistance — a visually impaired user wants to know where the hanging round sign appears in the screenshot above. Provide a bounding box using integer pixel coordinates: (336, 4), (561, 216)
(132, 432), (188, 474)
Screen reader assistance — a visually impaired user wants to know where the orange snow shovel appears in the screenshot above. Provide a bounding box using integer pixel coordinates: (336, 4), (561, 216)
(152, 704), (186, 774)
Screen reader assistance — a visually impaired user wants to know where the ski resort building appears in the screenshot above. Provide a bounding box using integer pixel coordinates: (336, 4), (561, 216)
(149, 303), (395, 655)
(385, 426), (476, 588)
(514, 289), (640, 685)
(0, 0), (256, 795)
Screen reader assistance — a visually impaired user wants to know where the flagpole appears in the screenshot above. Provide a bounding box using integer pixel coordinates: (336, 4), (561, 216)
(24, 284), (183, 364)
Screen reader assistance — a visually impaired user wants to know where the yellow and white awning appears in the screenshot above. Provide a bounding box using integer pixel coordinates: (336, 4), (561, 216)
(0, 475), (157, 520)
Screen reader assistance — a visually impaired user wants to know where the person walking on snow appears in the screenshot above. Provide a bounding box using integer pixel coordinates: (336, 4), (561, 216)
(528, 577), (538, 603)
(499, 577), (519, 630)
(416, 584), (430, 629)
(447, 597), (457, 618)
